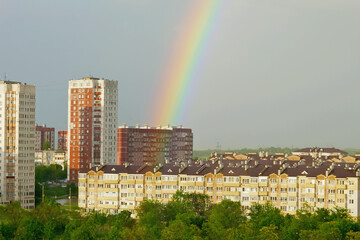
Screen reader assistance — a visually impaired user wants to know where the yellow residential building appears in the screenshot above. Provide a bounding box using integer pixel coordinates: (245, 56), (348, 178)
(79, 156), (360, 217)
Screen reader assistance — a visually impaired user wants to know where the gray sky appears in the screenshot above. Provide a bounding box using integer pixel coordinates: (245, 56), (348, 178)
(1, 0), (360, 150)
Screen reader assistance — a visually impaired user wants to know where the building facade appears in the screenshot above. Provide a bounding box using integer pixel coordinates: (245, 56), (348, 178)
(35, 124), (55, 151)
(293, 147), (347, 158)
(0, 81), (35, 209)
(35, 149), (67, 170)
(67, 77), (118, 183)
(58, 130), (68, 150)
(79, 156), (360, 217)
(117, 124), (193, 165)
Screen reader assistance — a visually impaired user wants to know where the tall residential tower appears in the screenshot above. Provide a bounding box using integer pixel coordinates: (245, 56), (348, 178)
(67, 77), (118, 182)
(0, 81), (35, 209)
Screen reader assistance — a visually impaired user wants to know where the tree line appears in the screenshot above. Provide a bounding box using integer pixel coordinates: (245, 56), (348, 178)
(35, 164), (77, 206)
(1, 191), (360, 239)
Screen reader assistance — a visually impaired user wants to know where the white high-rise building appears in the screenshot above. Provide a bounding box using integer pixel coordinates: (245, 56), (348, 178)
(67, 77), (118, 183)
(0, 80), (36, 209)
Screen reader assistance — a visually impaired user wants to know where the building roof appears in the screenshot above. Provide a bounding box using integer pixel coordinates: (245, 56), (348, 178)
(83, 155), (360, 178)
(294, 147), (347, 154)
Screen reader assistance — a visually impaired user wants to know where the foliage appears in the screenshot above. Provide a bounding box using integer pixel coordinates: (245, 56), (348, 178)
(43, 140), (51, 150)
(34, 164), (70, 206)
(1, 193), (360, 239)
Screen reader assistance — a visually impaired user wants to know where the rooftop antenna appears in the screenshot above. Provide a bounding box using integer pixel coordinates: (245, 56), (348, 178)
(4, 72), (7, 81)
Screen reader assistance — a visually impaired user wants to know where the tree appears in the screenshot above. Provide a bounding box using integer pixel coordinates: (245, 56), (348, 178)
(15, 219), (44, 240)
(249, 202), (284, 231)
(106, 211), (135, 240)
(137, 200), (166, 240)
(43, 140), (51, 150)
(161, 219), (201, 240)
(204, 199), (246, 240)
(258, 224), (280, 240)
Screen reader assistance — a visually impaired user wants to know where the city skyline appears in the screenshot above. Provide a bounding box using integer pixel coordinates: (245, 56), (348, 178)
(1, 0), (360, 149)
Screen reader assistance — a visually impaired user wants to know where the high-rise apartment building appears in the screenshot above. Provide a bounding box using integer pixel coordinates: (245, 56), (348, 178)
(58, 130), (67, 150)
(117, 124), (193, 165)
(0, 80), (35, 209)
(67, 77), (118, 182)
(35, 124), (55, 150)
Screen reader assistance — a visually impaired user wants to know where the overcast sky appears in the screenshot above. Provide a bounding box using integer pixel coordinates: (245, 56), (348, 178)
(1, 0), (360, 150)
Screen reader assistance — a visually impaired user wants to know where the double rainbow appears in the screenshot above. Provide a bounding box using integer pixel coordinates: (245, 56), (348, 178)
(152, 0), (223, 125)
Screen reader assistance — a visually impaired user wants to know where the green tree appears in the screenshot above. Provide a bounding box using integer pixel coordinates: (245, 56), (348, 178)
(106, 211), (135, 240)
(249, 202), (284, 231)
(258, 224), (279, 240)
(347, 231), (360, 240)
(15, 219), (44, 240)
(137, 200), (166, 240)
(161, 219), (201, 240)
(43, 140), (51, 150)
(204, 199), (246, 240)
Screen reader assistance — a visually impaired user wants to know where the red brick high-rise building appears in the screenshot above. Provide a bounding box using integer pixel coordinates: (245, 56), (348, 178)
(58, 131), (67, 150)
(67, 77), (118, 182)
(117, 124), (193, 165)
(35, 124), (55, 151)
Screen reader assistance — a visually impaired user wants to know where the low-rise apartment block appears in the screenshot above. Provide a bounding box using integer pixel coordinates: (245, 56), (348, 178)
(79, 153), (360, 216)
(35, 149), (67, 169)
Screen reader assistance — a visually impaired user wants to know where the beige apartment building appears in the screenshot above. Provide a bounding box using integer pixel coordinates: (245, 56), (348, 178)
(79, 154), (360, 217)
(35, 149), (67, 170)
(0, 81), (35, 209)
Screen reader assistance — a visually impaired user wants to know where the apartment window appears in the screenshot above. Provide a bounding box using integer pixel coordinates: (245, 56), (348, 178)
(270, 179), (277, 184)
(289, 196), (296, 202)
(242, 179), (249, 184)
(338, 189), (345, 194)
(338, 180), (345, 185)
(317, 180), (324, 185)
(281, 179), (287, 184)
(288, 178), (297, 184)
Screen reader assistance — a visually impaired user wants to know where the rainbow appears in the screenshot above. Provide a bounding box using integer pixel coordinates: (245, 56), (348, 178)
(152, 0), (223, 125)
